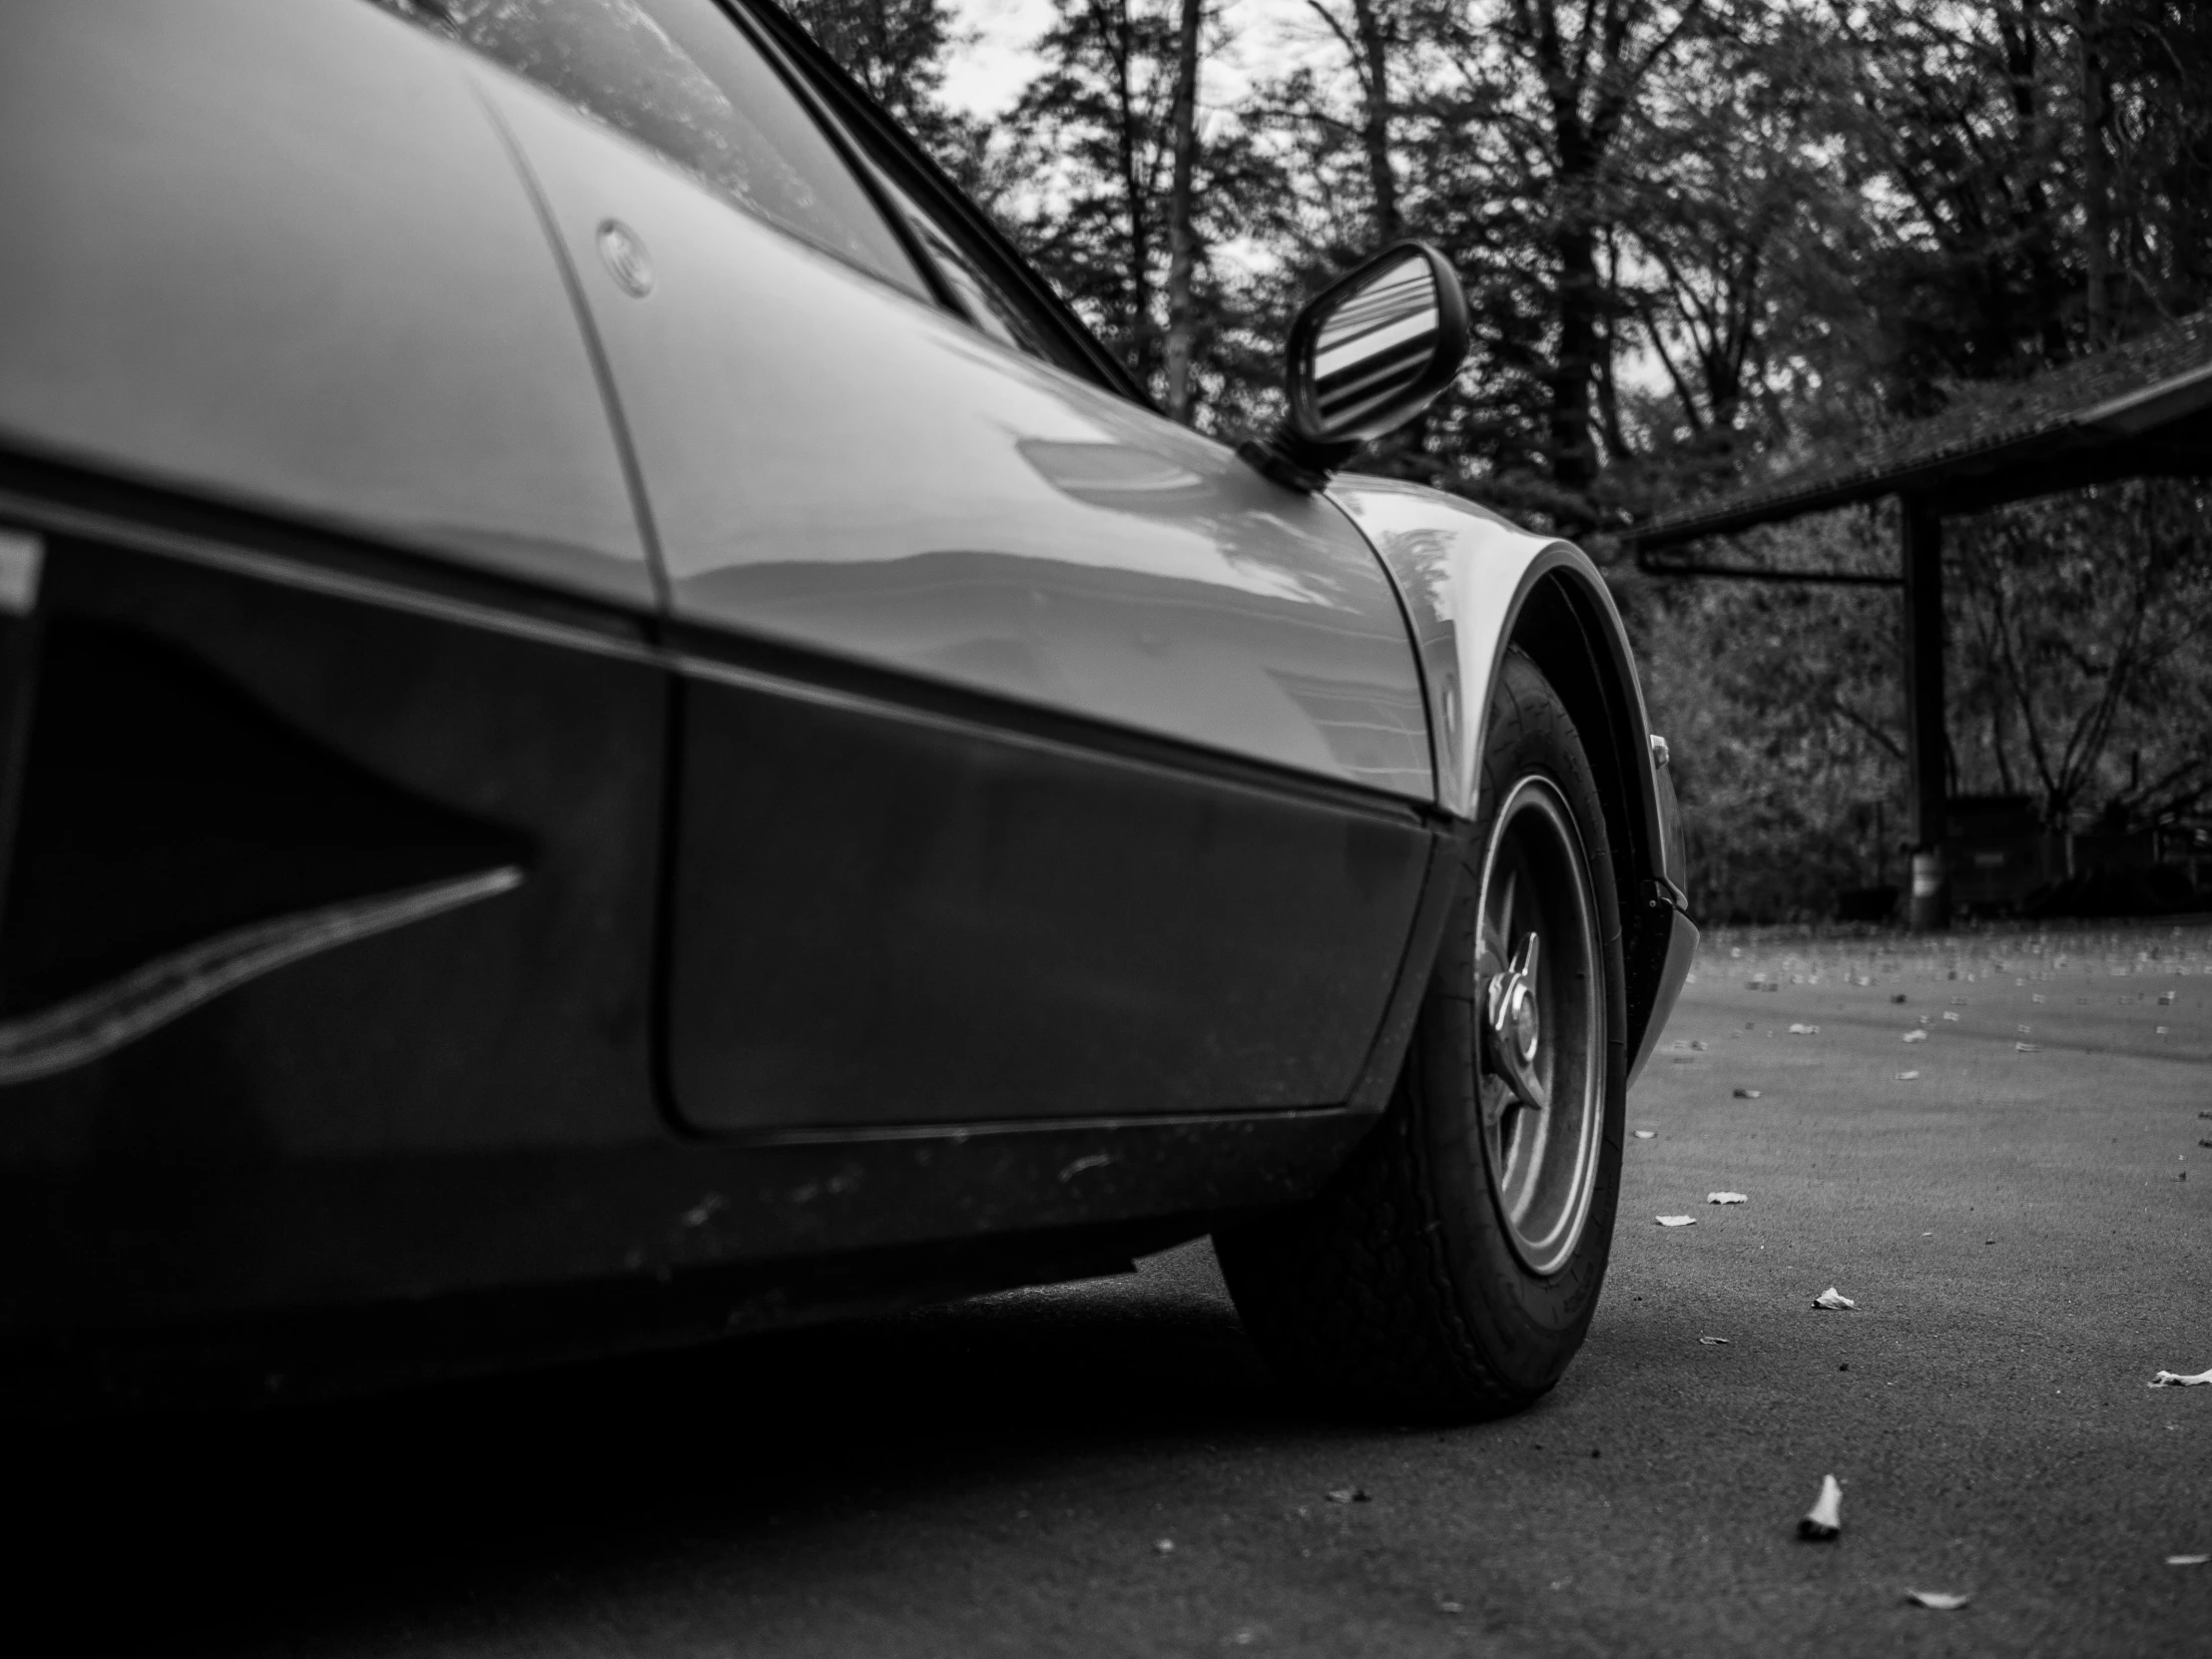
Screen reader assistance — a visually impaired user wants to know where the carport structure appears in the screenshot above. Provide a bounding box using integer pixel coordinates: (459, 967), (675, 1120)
(1626, 310), (2212, 928)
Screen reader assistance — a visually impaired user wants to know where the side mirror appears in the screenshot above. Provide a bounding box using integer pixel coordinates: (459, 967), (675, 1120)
(1239, 242), (1471, 492)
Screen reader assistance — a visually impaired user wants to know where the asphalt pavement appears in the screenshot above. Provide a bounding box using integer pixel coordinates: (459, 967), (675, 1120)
(17, 920), (2210, 1657)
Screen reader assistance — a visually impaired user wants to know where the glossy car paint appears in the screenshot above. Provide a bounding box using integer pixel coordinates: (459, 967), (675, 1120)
(471, 67), (1433, 799)
(0, 0), (652, 610)
(1326, 478), (1665, 855)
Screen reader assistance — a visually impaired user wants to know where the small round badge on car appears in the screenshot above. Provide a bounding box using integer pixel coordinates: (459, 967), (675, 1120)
(596, 220), (654, 297)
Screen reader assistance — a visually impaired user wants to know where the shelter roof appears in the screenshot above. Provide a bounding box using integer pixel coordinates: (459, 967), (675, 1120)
(1632, 309), (2212, 552)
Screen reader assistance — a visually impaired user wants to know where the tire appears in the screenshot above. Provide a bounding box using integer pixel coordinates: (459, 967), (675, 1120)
(1215, 647), (1628, 1420)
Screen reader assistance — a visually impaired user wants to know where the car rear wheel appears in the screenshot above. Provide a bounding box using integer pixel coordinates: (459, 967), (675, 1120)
(1214, 648), (1627, 1420)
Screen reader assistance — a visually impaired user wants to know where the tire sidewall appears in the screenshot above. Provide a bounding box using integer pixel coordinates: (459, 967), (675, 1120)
(1414, 650), (1628, 1399)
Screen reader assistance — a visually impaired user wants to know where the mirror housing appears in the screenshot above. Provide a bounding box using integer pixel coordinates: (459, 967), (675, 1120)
(1239, 242), (1471, 492)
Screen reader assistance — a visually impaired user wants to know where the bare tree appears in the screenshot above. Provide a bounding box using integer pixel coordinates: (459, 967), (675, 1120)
(1162, 0), (1204, 419)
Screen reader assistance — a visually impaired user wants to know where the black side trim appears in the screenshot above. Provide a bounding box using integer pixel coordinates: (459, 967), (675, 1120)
(668, 616), (1436, 828)
(1, 617), (533, 1019)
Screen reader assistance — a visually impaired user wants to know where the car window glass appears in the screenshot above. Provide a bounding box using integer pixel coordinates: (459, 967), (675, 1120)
(872, 180), (1062, 361)
(370, 0), (928, 298)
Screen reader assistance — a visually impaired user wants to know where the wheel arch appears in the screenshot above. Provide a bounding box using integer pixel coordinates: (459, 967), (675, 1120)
(1322, 479), (1689, 1080)
(1501, 566), (1682, 1075)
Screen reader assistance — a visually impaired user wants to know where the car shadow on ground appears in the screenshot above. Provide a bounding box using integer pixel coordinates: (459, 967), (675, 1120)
(14, 1243), (1371, 1656)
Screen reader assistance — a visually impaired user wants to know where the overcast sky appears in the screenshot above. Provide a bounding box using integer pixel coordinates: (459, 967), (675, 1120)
(939, 0), (1320, 121)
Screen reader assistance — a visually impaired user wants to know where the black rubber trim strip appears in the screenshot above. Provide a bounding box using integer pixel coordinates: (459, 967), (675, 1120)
(667, 618), (1440, 827)
(687, 1099), (1382, 1150)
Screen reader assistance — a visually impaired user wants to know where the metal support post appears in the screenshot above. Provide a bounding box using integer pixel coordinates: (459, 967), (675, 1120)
(1901, 495), (1947, 931)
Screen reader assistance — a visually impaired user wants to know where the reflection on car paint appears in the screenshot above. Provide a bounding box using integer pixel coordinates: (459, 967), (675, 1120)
(476, 67), (1431, 799)
(0, 0), (653, 608)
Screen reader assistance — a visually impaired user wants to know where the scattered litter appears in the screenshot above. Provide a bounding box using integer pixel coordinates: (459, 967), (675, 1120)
(1941, 1011), (1960, 1022)
(1435, 1596), (1464, 1613)
(1906, 1590), (1970, 1611)
(1325, 1487), (1371, 1504)
(2015, 1024), (2032, 1034)
(1699, 1336), (1731, 1346)
(1691, 1039), (1708, 1050)
(1902, 1029), (1929, 1044)
(1633, 1130), (1656, 1140)
(1797, 1474), (1843, 1540)
(2015, 1042), (2040, 1052)
(1814, 1287), (1858, 1311)
(1656, 1215), (1697, 1228)
(1732, 1088), (1763, 1099)
(2160, 991), (2177, 1005)
(2158, 1026), (2171, 1035)
(2168, 1554), (2210, 1566)
(1891, 993), (1908, 1003)
(1708, 1192), (1748, 1205)
(1897, 1070), (1922, 1080)
(1154, 1538), (1175, 1554)
(1787, 1022), (1820, 1035)
(2149, 1367), (2212, 1387)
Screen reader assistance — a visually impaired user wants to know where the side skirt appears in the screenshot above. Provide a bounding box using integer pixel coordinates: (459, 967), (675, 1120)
(2, 1104), (1382, 1411)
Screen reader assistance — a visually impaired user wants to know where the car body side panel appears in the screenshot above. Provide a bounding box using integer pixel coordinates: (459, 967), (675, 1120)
(669, 660), (1434, 1131)
(471, 67), (1431, 798)
(0, 0), (653, 610)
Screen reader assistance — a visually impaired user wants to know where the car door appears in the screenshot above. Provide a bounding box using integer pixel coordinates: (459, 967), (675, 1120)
(433, 0), (1438, 1133)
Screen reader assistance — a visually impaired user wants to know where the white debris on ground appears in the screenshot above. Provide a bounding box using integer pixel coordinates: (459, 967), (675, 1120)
(2149, 1367), (2212, 1387)
(1797, 1474), (1843, 1540)
(1787, 1022), (1820, 1034)
(1813, 1287), (1858, 1311)
(1707, 1192), (1747, 1204)
(2167, 1553), (2211, 1566)
(1731, 1088), (1762, 1099)
(1698, 1336), (1731, 1346)
(1656, 1215), (1696, 1227)
(1902, 1029), (1929, 1043)
(1634, 1130), (1656, 1139)
(1897, 1069), (1922, 1080)
(1906, 1590), (1970, 1610)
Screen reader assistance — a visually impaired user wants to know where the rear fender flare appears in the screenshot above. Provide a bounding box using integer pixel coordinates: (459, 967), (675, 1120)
(1325, 478), (1690, 1076)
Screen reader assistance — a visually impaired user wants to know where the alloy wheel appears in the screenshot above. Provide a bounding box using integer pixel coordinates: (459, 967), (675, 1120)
(1472, 774), (1605, 1277)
